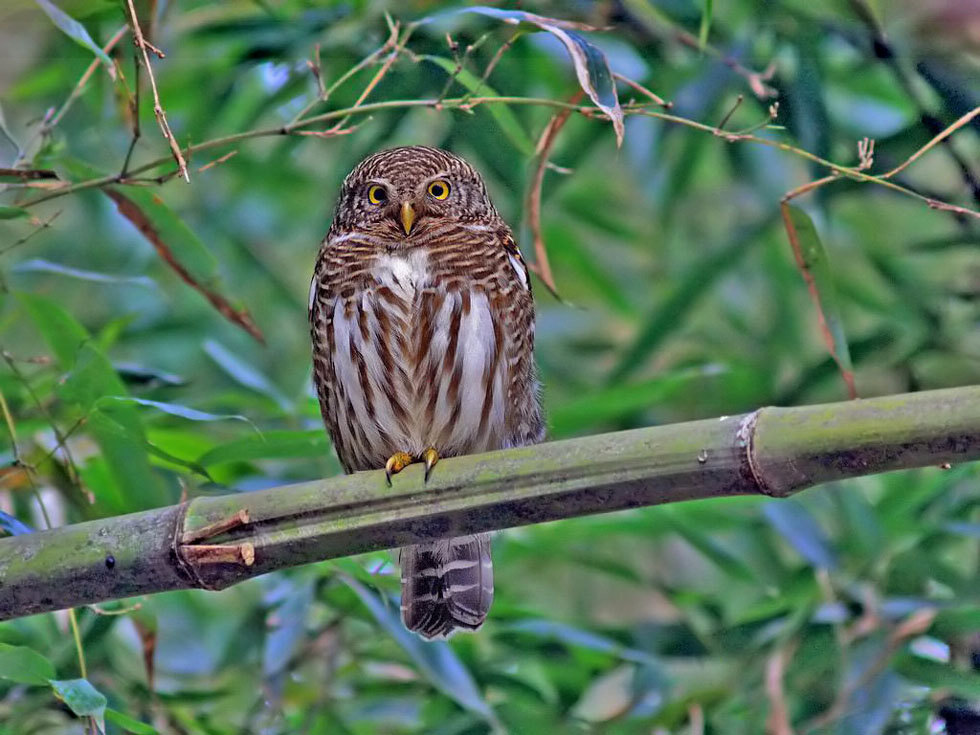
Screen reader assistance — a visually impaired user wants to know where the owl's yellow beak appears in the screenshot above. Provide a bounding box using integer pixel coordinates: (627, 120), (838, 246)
(399, 201), (415, 235)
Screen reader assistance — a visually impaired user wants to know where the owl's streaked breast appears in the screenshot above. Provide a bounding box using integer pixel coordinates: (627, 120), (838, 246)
(325, 248), (509, 470)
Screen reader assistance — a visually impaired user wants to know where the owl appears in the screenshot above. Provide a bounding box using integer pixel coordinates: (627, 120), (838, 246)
(309, 146), (545, 639)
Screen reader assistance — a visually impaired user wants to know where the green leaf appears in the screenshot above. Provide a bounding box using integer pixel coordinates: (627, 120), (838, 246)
(461, 8), (624, 144)
(33, 0), (115, 74)
(662, 510), (757, 583)
(503, 620), (659, 666)
(698, 0), (713, 50)
(781, 204), (854, 394)
(420, 56), (535, 156)
(203, 339), (290, 410)
(104, 708), (159, 734)
(0, 206), (29, 219)
(611, 215), (774, 382)
(18, 292), (89, 369)
(0, 510), (33, 537)
(198, 429), (329, 467)
(895, 654), (980, 698)
(0, 643), (56, 685)
(20, 295), (167, 512)
(763, 500), (838, 570)
(96, 396), (254, 429)
(341, 576), (499, 727)
(51, 678), (106, 733)
(548, 366), (722, 436)
(13, 259), (157, 288)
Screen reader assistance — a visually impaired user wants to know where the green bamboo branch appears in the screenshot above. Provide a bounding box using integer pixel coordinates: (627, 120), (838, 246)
(1, 386), (979, 621)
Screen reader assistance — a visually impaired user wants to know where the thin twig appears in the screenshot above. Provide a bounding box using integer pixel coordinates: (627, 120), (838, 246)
(197, 150), (238, 173)
(613, 72), (671, 109)
(123, 0), (189, 182)
(765, 643), (796, 735)
(463, 29), (524, 102)
(48, 26), (128, 131)
(13, 89), (979, 225)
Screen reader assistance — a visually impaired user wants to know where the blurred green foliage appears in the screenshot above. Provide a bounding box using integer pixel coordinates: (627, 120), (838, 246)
(0, 0), (979, 732)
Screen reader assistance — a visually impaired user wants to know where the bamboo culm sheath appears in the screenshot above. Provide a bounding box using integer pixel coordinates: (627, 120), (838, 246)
(1, 385), (979, 620)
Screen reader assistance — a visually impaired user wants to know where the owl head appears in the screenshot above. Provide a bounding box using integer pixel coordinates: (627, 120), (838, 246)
(330, 146), (498, 240)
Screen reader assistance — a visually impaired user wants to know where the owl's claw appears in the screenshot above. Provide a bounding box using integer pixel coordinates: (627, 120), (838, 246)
(383, 448), (440, 485)
(422, 447), (439, 482)
(385, 451), (414, 486)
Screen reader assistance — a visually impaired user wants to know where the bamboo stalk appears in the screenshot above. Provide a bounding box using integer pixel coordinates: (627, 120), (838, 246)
(1, 386), (978, 620)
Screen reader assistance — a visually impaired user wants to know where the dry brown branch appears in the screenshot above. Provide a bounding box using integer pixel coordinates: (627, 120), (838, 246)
(613, 72), (671, 108)
(780, 200), (858, 399)
(105, 189), (264, 342)
(196, 150), (238, 173)
(123, 0), (189, 183)
(765, 643), (796, 735)
(883, 105), (980, 180)
(525, 92), (582, 298)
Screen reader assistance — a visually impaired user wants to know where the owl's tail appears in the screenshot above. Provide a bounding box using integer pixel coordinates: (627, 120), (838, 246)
(399, 533), (494, 639)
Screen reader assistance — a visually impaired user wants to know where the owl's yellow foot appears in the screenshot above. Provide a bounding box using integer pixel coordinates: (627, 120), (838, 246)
(422, 447), (439, 482)
(383, 448), (440, 485)
(385, 451), (414, 486)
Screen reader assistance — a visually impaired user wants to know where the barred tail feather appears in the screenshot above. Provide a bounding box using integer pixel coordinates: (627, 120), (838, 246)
(400, 534), (493, 639)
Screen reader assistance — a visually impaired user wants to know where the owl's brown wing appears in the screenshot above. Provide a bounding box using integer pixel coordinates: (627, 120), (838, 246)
(309, 241), (355, 474)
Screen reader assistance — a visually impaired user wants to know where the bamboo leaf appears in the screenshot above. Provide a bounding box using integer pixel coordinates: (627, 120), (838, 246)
(611, 216), (772, 382)
(341, 576), (498, 725)
(203, 339), (289, 409)
(96, 396), (254, 428)
(0, 643), (55, 685)
(20, 295), (167, 512)
(198, 429), (328, 467)
(13, 259), (157, 288)
(503, 620), (659, 666)
(0, 206), (29, 219)
(50, 678), (106, 733)
(33, 0), (115, 77)
(894, 655), (980, 698)
(18, 292), (89, 369)
(460, 7), (624, 144)
(104, 709), (159, 735)
(781, 203), (855, 398)
(698, 0), (714, 50)
(0, 510), (33, 537)
(763, 500), (838, 570)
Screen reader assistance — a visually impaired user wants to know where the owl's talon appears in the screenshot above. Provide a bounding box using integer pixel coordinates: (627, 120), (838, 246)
(385, 451), (414, 486)
(422, 447), (439, 482)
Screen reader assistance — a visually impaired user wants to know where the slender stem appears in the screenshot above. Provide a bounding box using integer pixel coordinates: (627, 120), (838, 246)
(68, 608), (88, 678)
(18, 95), (978, 222)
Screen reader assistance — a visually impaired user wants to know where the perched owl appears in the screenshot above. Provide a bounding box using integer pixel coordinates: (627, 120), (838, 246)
(309, 146), (545, 639)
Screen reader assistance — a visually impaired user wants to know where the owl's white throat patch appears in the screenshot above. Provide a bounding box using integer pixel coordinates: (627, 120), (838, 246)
(374, 251), (429, 295)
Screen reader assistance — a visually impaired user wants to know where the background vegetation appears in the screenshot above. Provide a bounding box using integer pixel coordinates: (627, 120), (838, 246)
(0, 0), (979, 732)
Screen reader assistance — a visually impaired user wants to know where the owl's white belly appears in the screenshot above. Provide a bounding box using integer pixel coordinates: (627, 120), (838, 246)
(329, 252), (507, 470)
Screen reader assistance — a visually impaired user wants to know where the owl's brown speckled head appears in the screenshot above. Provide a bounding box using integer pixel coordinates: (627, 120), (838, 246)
(329, 146), (498, 240)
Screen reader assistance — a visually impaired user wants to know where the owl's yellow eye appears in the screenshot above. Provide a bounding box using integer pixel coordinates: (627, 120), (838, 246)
(427, 180), (450, 200)
(367, 185), (387, 205)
